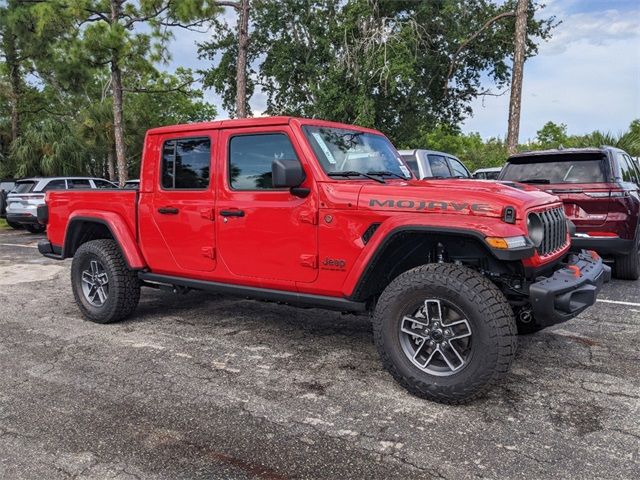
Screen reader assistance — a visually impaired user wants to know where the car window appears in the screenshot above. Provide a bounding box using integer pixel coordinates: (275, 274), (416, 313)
(162, 137), (211, 189)
(401, 155), (420, 176)
(622, 154), (639, 184)
(41, 179), (67, 191)
(68, 179), (91, 188)
(12, 181), (36, 193)
(93, 179), (116, 189)
(501, 158), (606, 183)
(486, 171), (500, 180)
(229, 133), (299, 190)
(427, 155), (452, 177)
(448, 157), (470, 178)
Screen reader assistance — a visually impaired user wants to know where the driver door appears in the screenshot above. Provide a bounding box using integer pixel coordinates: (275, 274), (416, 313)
(216, 126), (318, 283)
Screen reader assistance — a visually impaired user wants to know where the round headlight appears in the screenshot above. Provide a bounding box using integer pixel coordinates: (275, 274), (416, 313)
(527, 213), (544, 247)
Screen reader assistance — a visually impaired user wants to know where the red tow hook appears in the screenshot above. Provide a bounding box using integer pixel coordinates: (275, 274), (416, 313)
(567, 265), (581, 278)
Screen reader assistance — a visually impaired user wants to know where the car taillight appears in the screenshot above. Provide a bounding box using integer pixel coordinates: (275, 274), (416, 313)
(609, 190), (630, 198)
(584, 191), (609, 198)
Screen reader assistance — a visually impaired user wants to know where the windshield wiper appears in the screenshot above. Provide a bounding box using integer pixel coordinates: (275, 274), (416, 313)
(366, 170), (407, 180)
(518, 178), (551, 184)
(327, 171), (386, 183)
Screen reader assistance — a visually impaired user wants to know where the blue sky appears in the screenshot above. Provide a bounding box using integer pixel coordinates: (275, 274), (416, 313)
(165, 0), (640, 141)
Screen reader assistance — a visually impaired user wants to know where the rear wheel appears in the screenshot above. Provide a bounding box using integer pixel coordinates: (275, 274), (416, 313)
(6, 219), (23, 229)
(373, 263), (517, 404)
(25, 224), (45, 234)
(614, 236), (639, 280)
(71, 239), (140, 323)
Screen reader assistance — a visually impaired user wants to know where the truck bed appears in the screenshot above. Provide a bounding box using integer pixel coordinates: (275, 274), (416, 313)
(46, 190), (138, 251)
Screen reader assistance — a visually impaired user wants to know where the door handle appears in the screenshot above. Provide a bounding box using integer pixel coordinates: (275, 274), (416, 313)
(158, 207), (179, 215)
(220, 209), (245, 217)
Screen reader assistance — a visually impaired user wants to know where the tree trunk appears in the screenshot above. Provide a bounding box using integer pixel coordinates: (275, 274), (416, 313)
(4, 31), (21, 143)
(107, 146), (116, 182)
(110, 0), (127, 186)
(235, 0), (250, 118)
(506, 0), (528, 155)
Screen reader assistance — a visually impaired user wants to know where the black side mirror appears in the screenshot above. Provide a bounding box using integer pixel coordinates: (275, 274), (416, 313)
(272, 159), (306, 188)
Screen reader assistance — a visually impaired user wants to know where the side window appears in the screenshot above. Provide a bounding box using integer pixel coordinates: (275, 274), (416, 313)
(68, 179), (91, 188)
(93, 179), (116, 189)
(42, 179), (67, 191)
(624, 154), (639, 184)
(618, 153), (635, 183)
(162, 137), (211, 189)
(448, 157), (470, 178)
(229, 133), (299, 190)
(427, 154), (452, 177)
(401, 156), (420, 176)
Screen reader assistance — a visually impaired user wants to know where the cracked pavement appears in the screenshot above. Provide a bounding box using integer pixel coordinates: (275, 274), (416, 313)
(0, 228), (639, 479)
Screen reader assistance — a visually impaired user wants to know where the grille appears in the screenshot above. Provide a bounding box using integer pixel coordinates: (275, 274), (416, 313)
(537, 206), (568, 256)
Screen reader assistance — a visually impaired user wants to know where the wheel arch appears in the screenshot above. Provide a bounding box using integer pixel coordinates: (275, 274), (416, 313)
(348, 226), (522, 303)
(63, 214), (146, 270)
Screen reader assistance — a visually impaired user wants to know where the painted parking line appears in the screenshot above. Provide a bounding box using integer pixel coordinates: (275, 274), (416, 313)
(597, 299), (640, 307)
(0, 243), (38, 249)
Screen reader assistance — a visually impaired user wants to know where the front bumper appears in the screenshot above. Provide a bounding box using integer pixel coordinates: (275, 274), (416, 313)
(529, 250), (611, 327)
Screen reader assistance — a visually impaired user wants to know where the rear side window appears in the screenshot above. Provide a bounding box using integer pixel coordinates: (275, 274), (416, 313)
(68, 179), (91, 188)
(229, 133), (298, 190)
(12, 181), (36, 193)
(618, 153), (639, 183)
(162, 137), (211, 189)
(427, 154), (452, 177)
(41, 180), (67, 191)
(93, 179), (116, 189)
(501, 158), (606, 183)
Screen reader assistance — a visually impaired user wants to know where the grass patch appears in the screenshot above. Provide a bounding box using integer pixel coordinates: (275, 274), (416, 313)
(0, 218), (8, 229)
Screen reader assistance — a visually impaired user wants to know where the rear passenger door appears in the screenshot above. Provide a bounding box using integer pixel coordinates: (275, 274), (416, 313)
(144, 132), (217, 273)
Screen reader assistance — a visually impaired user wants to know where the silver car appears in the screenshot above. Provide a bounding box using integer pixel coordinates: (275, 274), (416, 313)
(6, 177), (117, 233)
(398, 149), (471, 179)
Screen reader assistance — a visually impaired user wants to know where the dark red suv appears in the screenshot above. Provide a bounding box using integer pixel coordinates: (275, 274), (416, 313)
(500, 147), (640, 279)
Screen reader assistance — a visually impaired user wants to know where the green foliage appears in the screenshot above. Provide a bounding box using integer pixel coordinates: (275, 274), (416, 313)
(199, 0), (556, 146)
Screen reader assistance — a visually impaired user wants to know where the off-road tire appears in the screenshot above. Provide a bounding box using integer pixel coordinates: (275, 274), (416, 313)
(614, 237), (639, 280)
(25, 224), (45, 234)
(71, 239), (140, 323)
(373, 263), (517, 404)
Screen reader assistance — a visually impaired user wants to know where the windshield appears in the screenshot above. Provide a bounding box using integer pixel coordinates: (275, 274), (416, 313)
(501, 158), (606, 184)
(303, 126), (412, 179)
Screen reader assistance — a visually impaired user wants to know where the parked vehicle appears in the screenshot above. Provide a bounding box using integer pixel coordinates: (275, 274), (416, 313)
(473, 167), (502, 180)
(500, 147), (640, 279)
(6, 177), (117, 233)
(38, 117), (609, 403)
(398, 149), (471, 179)
(123, 179), (140, 189)
(1, 179), (21, 228)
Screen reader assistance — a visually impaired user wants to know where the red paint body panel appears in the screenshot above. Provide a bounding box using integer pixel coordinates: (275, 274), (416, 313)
(44, 116), (571, 300)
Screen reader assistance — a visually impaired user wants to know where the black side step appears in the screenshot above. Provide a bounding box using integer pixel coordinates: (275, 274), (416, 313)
(138, 272), (368, 313)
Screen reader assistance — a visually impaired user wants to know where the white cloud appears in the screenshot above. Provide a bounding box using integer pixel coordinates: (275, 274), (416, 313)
(462, 4), (640, 140)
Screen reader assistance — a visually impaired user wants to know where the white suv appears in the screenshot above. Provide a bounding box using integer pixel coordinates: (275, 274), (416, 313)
(6, 177), (116, 233)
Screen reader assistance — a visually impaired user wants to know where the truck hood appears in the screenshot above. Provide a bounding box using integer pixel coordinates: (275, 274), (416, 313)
(358, 179), (560, 218)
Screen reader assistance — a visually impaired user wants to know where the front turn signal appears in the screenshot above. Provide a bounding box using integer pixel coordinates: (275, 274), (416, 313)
(486, 235), (528, 250)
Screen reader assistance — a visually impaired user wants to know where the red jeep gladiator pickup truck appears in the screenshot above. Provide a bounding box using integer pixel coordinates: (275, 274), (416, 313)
(37, 117), (610, 403)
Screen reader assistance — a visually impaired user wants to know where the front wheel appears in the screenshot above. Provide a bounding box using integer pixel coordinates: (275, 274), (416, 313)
(71, 239), (140, 323)
(6, 219), (23, 229)
(373, 263), (517, 404)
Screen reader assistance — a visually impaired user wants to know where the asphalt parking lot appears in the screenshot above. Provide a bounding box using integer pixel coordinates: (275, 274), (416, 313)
(0, 227), (638, 479)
